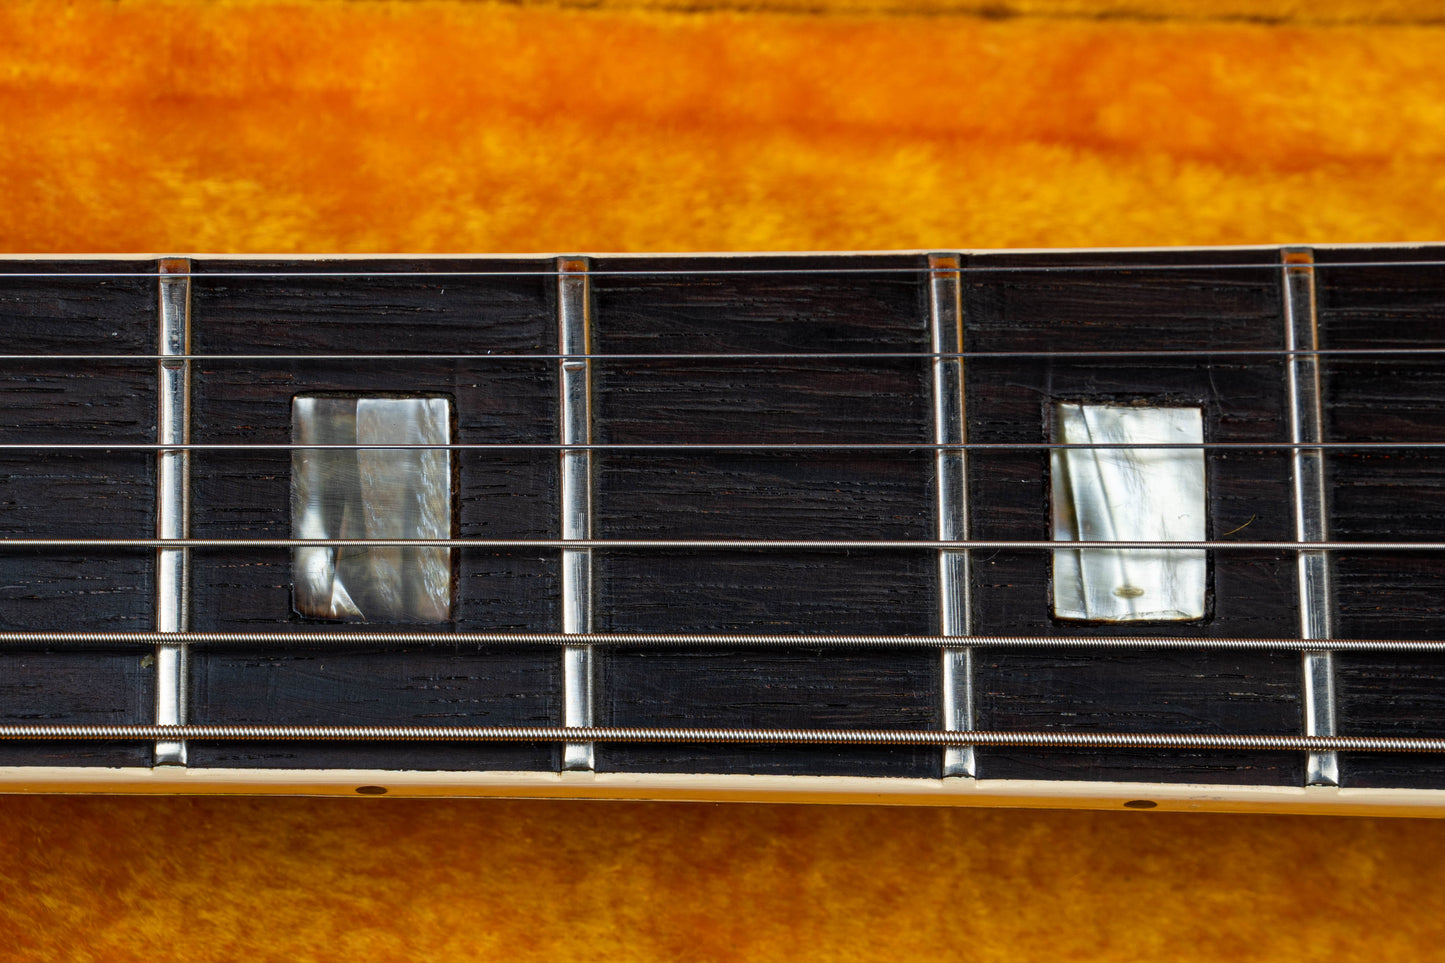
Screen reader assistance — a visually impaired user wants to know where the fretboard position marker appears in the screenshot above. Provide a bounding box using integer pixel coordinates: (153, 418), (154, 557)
(929, 254), (976, 779)
(155, 258), (192, 767)
(1284, 247), (1339, 788)
(558, 257), (596, 772)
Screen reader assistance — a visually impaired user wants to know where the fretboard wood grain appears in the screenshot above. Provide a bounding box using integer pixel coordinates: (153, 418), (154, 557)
(0, 261), (156, 768)
(2, 249), (1444, 810)
(1318, 247), (1445, 790)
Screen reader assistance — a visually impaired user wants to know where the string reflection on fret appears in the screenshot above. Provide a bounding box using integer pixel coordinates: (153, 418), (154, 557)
(291, 396), (454, 621)
(1051, 403), (1206, 622)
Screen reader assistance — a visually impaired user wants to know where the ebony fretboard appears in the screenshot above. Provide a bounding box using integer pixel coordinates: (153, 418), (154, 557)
(3, 249), (1444, 805)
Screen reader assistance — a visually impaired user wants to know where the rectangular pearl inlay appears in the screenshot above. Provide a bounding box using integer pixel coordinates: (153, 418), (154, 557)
(292, 396), (453, 622)
(1051, 403), (1206, 622)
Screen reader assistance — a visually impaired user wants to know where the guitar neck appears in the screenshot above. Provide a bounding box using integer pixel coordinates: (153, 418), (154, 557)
(2, 247), (1444, 816)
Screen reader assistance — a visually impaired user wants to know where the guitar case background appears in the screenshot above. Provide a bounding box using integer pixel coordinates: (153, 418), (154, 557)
(2, 0), (1444, 957)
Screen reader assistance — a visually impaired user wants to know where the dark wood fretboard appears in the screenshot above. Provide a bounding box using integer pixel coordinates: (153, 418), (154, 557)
(3, 248), (1444, 814)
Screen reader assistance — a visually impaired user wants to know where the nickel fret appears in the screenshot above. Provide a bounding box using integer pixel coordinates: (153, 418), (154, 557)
(1283, 248), (1339, 788)
(558, 257), (597, 772)
(154, 258), (191, 767)
(929, 254), (975, 779)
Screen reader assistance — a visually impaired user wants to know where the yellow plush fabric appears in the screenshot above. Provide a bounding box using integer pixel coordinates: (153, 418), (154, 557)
(5, 1), (1445, 253)
(3, 1), (1445, 959)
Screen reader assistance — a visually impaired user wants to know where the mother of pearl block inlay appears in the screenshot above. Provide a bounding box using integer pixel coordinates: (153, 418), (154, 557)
(291, 396), (454, 622)
(1051, 403), (1207, 622)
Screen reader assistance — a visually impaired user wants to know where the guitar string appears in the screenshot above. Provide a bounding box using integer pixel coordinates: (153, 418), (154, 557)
(0, 724), (1441, 753)
(0, 348), (1444, 360)
(0, 538), (1439, 550)
(1, 441), (1443, 451)
(0, 631), (1438, 650)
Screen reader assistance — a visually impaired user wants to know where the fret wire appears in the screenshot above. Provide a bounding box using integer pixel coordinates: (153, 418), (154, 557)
(2, 631), (1443, 651)
(6, 347), (1445, 361)
(3, 537), (1445, 550)
(1, 724), (1444, 753)
(929, 253), (975, 779)
(153, 258), (190, 767)
(9, 258), (1445, 278)
(557, 256), (597, 772)
(1284, 248), (1340, 788)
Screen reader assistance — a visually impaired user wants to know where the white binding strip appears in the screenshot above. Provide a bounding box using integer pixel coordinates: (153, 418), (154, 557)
(2, 764), (1444, 818)
(155, 259), (191, 766)
(930, 255), (975, 779)
(1284, 247), (1339, 788)
(559, 258), (596, 772)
